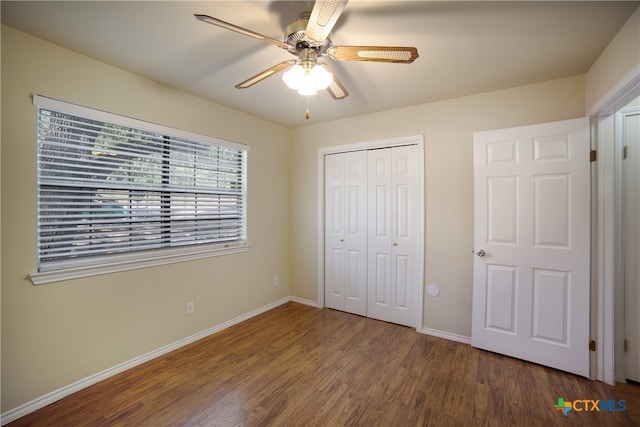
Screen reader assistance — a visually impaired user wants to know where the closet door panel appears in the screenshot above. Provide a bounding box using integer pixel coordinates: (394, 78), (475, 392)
(367, 149), (393, 322)
(325, 153), (346, 311)
(325, 151), (367, 315)
(344, 151), (368, 315)
(390, 145), (421, 327)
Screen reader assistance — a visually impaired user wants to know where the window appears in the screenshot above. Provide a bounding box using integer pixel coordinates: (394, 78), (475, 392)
(31, 96), (249, 284)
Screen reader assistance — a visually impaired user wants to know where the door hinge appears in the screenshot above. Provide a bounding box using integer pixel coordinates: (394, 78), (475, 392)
(590, 150), (597, 162)
(623, 145), (628, 160)
(624, 339), (629, 352)
(589, 339), (596, 351)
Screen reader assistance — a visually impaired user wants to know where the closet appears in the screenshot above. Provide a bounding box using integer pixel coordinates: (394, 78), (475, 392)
(324, 144), (422, 327)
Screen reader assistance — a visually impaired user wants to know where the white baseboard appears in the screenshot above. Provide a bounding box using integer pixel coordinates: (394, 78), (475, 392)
(419, 327), (471, 345)
(1, 296), (294, 426)
(289, 296), (320, 308)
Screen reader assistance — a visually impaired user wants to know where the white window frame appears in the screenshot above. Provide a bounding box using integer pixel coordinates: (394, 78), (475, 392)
(30, 96), (250, 285)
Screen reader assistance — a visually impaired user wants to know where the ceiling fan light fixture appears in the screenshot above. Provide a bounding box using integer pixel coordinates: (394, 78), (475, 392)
(311, 64), (332, 90)
(282, 64), (305, 90)
(282, 47), (333, 96)
(282, 62), (333, 95)
(298, 78), (319, 96)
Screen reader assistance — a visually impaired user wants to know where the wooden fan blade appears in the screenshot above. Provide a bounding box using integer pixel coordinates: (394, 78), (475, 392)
(236, 61), (296, 89)
(328, 46), (419, 63)
(319, 63), (349, 99)
(195, 14), (292, 50)
(305, 0), (349, 45)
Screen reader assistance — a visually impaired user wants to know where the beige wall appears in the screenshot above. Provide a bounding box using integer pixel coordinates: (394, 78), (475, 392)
(586, 6), (640, 111)
(289, 75), (586, 337)
(1, 25), (291, 412)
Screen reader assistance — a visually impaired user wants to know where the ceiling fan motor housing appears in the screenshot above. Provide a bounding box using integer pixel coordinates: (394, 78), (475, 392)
(284, 13), (331, 56)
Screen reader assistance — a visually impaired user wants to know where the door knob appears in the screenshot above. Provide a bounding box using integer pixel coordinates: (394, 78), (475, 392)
(393, 242), (398, 246)
(476, 249), (486, 257)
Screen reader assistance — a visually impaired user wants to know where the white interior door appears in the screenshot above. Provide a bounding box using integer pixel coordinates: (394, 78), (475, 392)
(324, 152), (368, 315)
(472, 118), (591, 377)
(367, 145), (421, 327)
(623, 109), (640, 383)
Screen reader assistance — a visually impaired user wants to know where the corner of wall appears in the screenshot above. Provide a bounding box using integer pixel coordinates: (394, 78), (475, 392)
(586, 6), (640, 113)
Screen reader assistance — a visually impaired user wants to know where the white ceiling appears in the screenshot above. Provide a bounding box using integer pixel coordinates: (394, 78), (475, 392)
(2, 1), (638, 128)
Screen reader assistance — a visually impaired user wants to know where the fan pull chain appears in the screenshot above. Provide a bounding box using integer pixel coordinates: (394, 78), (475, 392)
(305, 96), (310, 120)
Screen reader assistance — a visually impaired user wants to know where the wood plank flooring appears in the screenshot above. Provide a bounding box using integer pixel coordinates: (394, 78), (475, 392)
(7, 302), (639, 426)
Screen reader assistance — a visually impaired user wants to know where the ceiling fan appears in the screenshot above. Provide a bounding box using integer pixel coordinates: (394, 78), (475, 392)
(195, 0), (419, 101)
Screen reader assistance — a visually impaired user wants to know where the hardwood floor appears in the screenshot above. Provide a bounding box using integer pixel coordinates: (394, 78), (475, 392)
(8, 302), (639, 426)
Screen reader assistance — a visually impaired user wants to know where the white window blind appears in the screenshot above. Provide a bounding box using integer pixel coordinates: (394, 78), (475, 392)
(34, 96), (248, 276)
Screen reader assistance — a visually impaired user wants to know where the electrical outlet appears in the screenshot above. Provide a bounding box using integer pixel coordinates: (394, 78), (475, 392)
(273, 276), (279, 286)
(186, 301), (194, 315)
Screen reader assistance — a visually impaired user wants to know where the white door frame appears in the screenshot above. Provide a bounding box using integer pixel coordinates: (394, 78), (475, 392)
(617, 104), (640, 382)
(588, 65), (640, 384)
(316, 134), (425, 330)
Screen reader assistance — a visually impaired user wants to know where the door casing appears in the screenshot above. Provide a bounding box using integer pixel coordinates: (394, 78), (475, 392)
(588, 64), (640, 384)
(317, 134), (425, 330)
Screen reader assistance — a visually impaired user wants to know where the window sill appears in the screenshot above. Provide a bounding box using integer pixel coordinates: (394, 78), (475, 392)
(29, 243), (251, 285)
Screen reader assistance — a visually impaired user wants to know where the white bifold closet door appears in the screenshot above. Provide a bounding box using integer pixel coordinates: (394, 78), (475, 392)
(367, 146), (421, 326)
(324, 145), (421, 327)
(324, 151), (368, 316)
